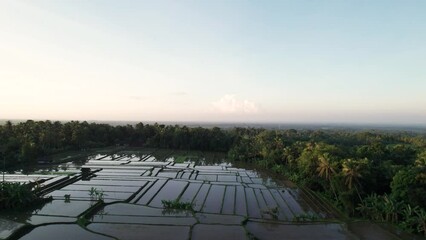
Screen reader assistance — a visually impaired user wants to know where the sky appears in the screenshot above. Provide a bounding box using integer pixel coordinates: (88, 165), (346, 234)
(1, 0), (425, 125)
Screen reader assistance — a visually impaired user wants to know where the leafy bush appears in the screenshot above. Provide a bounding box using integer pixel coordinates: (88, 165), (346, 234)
(356, 193), (426, 236)
(0, 182), (45, 209)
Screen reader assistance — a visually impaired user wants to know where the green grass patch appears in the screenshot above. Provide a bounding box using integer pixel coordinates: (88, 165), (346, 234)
(77, 216), (90, 227)
(173, 153), (200, 163)
(162, 199), (194, 211)
(174, 156), (187, 163)
(292, 213), (319, 222)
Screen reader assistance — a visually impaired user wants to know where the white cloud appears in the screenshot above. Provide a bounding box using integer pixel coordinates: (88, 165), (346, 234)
(211, 94), (259, 114)
(170, 91), (188, 96)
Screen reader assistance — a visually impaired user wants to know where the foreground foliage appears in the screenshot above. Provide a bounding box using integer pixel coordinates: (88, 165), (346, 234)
(0, 182), (49, 209)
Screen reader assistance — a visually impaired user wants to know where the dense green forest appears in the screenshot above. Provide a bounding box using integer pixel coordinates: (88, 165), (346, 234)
(228, 127), (426, 236)
(0, 120), (233, 168)
(1, 120), (425, 235)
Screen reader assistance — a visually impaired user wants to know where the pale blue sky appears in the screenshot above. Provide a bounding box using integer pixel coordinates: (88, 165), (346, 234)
(1, 0), (425, 124)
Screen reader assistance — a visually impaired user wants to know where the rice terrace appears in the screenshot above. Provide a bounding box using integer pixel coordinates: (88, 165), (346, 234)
(1, 146), (422, 239)
(2, 148), (337, 239)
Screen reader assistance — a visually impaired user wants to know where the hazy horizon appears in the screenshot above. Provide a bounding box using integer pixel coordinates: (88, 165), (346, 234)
(2, 118), (426, 130)
(1, 1), (425, 125)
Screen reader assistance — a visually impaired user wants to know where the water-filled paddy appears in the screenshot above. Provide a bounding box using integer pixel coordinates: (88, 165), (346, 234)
(1, 148), (364, 239)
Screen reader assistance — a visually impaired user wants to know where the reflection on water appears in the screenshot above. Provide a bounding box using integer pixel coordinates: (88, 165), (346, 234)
(3, 149), (317, 220)
(0, 199), (51, 223)
(14, 149), (232, 175)
(3, 148), (414, 240)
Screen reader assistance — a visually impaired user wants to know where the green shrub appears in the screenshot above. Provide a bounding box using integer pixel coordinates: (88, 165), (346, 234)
(0, 182), (46, 209)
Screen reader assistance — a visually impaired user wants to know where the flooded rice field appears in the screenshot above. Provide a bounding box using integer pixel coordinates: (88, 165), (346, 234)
(0, 148), (387, 239)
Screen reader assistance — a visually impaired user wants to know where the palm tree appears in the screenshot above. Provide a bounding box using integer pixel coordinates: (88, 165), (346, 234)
(342, 159), (364, 190)
(342, 158), (367, 201)
(316, 153), (338, 200)
(317, 153), (335, 181)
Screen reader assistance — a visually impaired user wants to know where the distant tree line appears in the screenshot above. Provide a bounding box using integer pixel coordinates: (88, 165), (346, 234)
(0, 120), (233, 168)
